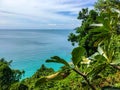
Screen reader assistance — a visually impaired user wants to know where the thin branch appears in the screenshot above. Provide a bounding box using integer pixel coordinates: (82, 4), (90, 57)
(110, 64), (120, 70)
(72, 68), (96, 90)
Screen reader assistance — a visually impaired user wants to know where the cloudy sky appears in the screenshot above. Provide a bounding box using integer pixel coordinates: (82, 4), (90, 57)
(0, 0), (97, 29)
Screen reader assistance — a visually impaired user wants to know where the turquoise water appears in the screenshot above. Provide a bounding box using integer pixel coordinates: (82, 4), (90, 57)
(0, 29), (73, 78)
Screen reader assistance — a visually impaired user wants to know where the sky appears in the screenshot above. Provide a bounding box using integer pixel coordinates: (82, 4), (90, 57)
(0, 0), (97, 29)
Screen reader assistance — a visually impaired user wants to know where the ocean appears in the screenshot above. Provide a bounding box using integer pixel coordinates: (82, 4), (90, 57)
(0, 29), (73, 79)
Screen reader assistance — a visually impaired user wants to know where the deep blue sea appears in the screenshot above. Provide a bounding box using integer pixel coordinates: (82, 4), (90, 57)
(0, 29), (73, 79)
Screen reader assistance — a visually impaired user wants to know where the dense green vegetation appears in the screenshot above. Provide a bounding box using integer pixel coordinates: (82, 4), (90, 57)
(0, 58), (25, 90)
(0, 0), (120, 90)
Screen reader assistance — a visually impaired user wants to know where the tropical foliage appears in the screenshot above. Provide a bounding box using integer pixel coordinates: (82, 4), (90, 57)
(0, 0), (120, 90)
(46, 0), (120, 89)
(0, 58), (24, 90)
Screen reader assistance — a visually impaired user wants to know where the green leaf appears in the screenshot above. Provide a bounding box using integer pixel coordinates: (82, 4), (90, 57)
(94, 55), (107, 64)
(46, 56), (70, 67)
(87, 63), (107, 80)
(35, 77), (47, 87)
(72, 47), (86, 65)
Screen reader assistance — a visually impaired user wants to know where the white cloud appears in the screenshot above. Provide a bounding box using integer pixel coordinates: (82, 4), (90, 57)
(0, 0), (97, 29)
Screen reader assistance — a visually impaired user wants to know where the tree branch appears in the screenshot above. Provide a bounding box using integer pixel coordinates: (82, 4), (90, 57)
(72, 68), (96, 90)
(110, 64), (120, 70)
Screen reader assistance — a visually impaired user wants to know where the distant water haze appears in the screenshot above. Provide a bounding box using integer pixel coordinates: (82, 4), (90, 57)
(0, 29), (73, 79)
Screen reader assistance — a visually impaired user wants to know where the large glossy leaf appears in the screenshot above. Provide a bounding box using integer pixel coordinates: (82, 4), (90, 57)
(94, 55), (107, 64)
(72, 47), (86, 65)
(46, 56), (70, 67)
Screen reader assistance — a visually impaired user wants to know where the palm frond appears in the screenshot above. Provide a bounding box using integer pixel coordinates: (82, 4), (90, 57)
(46, 56), (70, 67)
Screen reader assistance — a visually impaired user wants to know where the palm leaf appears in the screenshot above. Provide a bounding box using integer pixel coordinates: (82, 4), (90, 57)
(46, 56), (70, 67)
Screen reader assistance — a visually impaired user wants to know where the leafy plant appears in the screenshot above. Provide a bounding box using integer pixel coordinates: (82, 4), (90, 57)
(46, 0), (120, 90)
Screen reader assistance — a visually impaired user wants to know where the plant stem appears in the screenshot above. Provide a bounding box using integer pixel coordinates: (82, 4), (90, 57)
(110, 64), (120, 70)
(73, 68), (96, 90)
